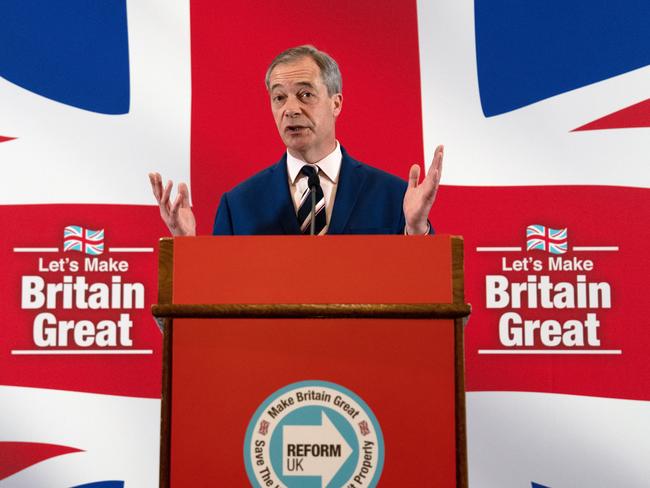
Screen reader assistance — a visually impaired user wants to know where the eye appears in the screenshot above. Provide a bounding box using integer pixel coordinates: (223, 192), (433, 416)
(272, 94), (286, 103)
(299, 91), (314, 100)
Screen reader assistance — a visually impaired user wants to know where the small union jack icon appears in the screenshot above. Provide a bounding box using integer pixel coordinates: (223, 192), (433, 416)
(526, 224), (568, 255)
(63, 225), (105, 255)
(258, 420), (270, 436)
(358, 420), (371, 436)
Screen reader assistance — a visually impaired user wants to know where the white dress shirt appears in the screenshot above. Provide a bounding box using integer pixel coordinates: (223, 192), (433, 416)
(286, 143), (427, 235)
(287, 142), (342, 234)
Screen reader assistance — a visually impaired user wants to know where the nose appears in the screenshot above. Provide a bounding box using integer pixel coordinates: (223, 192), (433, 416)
(284, 95), (301, 118)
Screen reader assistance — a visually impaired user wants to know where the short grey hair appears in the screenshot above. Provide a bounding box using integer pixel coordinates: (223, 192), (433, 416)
(265, 45), (342, 96)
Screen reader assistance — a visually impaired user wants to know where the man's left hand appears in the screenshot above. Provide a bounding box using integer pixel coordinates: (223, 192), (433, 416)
(403, 144), (444, 235)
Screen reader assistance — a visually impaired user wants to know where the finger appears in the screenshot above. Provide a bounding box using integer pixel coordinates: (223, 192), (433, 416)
(426, 145), (443, 178)
(160, 180), (173, 215)
(148, 172), (163, 201)
(170, 191), (183, 218)
(434, 144), (444, 172)
(434, 145), (443, 184)
(408, 164), (420, 189)
(178, 182), (191, 208)
(426, 145), (444, 187)
(434, 144), (444, 167)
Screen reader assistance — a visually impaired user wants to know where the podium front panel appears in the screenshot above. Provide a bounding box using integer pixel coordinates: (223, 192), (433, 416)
(172, 235), (453, 305)
(169, 317), (456, 487)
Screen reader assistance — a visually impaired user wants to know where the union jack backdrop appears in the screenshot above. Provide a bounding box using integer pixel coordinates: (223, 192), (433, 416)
(1, 0), (648, 486)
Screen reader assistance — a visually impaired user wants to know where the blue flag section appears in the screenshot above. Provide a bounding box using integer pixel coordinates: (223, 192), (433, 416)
(475, 0), (650, 116)
(0, 0), (130, 114)
(532, 482), (551, 488)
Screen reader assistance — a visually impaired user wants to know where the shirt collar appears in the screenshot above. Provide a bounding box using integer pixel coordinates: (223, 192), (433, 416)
(287, 142), (342, 184)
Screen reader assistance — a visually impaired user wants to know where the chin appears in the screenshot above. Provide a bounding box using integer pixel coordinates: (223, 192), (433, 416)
(284, 139), (311, 153)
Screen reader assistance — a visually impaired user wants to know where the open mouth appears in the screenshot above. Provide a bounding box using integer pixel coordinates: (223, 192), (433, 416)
(285, 125), (308, 133)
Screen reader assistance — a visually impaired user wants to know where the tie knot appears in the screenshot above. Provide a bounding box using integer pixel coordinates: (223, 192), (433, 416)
(300, 165), (320, 188)
(300, 164), (318, 177)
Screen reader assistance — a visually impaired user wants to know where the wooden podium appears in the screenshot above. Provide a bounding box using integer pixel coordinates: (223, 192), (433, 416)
(153, 235), (470, 487)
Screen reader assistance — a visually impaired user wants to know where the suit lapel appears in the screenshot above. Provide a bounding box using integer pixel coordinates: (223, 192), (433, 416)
(328, 148), (367, 234)
(267, 155), (301, 234)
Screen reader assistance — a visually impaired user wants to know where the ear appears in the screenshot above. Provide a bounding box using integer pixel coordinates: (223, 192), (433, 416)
(331, 93), (343, 117)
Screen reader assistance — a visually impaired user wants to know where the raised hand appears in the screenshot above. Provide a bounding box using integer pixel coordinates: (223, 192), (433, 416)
(148, 172), (196, 236)
(403, 145), (443, 235)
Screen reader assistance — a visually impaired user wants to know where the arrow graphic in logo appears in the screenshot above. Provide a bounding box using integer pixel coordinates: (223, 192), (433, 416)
(282, 411), (353, 487)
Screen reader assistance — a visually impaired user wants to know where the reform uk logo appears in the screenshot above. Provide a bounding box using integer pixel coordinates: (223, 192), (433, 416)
(244, 381), (384, 488)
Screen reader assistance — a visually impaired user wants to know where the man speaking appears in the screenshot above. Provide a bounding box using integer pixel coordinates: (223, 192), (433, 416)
(149, 45), (443, 236)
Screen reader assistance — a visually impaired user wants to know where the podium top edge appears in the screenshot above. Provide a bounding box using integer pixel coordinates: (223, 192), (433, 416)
(151, 302), (471, 319)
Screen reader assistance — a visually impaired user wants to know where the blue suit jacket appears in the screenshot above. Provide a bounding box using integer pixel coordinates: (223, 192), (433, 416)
(213, 148), (408, 235)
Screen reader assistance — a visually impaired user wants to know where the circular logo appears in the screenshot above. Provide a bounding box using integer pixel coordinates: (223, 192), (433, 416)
(244, 380), (384, 488)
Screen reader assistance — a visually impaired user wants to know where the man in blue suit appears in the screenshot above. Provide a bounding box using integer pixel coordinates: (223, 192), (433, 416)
(149, 45), (443, 236)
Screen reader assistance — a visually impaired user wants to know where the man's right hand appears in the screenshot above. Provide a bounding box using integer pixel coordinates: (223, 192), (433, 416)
(148, 173), (197, 236)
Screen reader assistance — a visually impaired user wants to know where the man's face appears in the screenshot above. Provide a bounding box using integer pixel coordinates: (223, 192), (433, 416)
(268, 56), (342, 163)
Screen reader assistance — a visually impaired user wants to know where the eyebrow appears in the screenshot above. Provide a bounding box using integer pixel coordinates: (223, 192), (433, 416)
(270, 81), (316, 91)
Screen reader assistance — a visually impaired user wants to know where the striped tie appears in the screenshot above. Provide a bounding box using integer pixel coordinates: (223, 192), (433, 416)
(297, 165), (326, 235)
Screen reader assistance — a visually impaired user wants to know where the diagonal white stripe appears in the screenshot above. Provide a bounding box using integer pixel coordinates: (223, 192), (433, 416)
(298, 187), (311, 208)
(466, 391), (650, 487)
(0, 385), (160, 486)
(299, 198), (326, 232)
